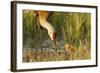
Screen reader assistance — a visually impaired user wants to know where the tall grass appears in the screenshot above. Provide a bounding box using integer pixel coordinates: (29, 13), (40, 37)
(48, 12), (91, 48)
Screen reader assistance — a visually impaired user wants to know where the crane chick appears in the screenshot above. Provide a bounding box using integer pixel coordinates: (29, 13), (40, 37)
(64, 43), (77, 54)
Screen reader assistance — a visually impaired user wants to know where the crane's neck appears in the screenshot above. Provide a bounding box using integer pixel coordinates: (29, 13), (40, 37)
(39, 19), (55, 40)
(39, 19), (55, 32)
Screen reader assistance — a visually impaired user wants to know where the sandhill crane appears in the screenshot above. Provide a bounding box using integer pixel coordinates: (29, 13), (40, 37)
(35, 11), (56, 49)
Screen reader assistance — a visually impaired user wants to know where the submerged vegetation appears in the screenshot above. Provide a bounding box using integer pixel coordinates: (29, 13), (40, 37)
(23, 10), (91, 62)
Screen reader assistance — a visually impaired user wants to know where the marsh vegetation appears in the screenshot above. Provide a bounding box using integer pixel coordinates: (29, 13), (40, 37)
(23, 10), (91, 62)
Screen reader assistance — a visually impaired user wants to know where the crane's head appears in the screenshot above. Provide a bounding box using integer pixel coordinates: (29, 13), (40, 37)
(52, 32), (56, 43)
